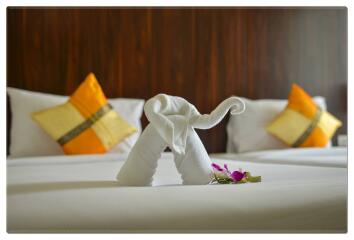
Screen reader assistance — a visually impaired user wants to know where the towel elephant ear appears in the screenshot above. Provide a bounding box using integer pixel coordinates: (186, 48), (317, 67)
(144, 94), (200, 155)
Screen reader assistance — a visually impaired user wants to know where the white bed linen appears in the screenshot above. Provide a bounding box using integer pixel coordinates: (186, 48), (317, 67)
(211, 147), (347, 168)
(7, 148), (347, 233)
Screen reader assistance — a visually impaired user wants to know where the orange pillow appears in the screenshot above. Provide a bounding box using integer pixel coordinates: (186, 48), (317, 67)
(32, 73), (137, 154)
(266, 84), (342, 148)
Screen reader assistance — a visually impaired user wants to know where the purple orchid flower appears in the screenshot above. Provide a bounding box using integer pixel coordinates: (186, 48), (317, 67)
(230, 170), (246, 182)
(211, 163), (224, 172)
(212, 163), (245, 182)
(211, 162), (260, 184)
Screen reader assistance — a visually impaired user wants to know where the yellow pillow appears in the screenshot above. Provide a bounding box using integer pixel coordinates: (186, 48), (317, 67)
(32, 73), (137, 154)
(266, 84), (342, 148)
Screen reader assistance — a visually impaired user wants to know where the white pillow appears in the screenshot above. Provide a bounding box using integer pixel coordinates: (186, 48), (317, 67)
(226, 96), (328, 153)
(7, 87), (144, 158)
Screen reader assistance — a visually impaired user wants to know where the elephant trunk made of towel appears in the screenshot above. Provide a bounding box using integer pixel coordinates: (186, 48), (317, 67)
(116, 94), (245, 186)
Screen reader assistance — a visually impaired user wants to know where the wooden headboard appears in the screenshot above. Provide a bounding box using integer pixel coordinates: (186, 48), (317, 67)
(7, 7), (347, 153)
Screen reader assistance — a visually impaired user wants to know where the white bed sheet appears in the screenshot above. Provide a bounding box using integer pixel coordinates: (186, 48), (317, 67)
(211, 147), (347, 168)
(7, 148), (347, 233)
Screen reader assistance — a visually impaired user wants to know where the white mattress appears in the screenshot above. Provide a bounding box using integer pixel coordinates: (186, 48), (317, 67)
(7, 147), (347, 233)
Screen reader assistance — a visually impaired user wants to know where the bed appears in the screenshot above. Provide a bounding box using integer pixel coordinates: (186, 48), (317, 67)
(6, 7), (348, 234)
(7, 147), (347, 233)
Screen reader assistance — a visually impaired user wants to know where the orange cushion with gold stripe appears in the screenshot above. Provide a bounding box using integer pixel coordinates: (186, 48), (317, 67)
(266, 84), (342, 148)
(32, 73), (137, 155)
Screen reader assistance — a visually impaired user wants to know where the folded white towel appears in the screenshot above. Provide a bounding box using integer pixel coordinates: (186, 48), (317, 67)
(116, 94), (245, 186)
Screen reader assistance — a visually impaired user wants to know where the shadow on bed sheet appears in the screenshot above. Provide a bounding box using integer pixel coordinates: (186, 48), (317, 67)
(7, 181), (183, 195)
(7, 181), (122, 195)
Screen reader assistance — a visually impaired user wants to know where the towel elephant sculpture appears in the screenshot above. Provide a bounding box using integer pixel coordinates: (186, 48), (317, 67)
(116, 94), (245, 186)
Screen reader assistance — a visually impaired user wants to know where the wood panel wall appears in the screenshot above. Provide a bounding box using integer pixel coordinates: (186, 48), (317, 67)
(7, 7), (347, 153)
